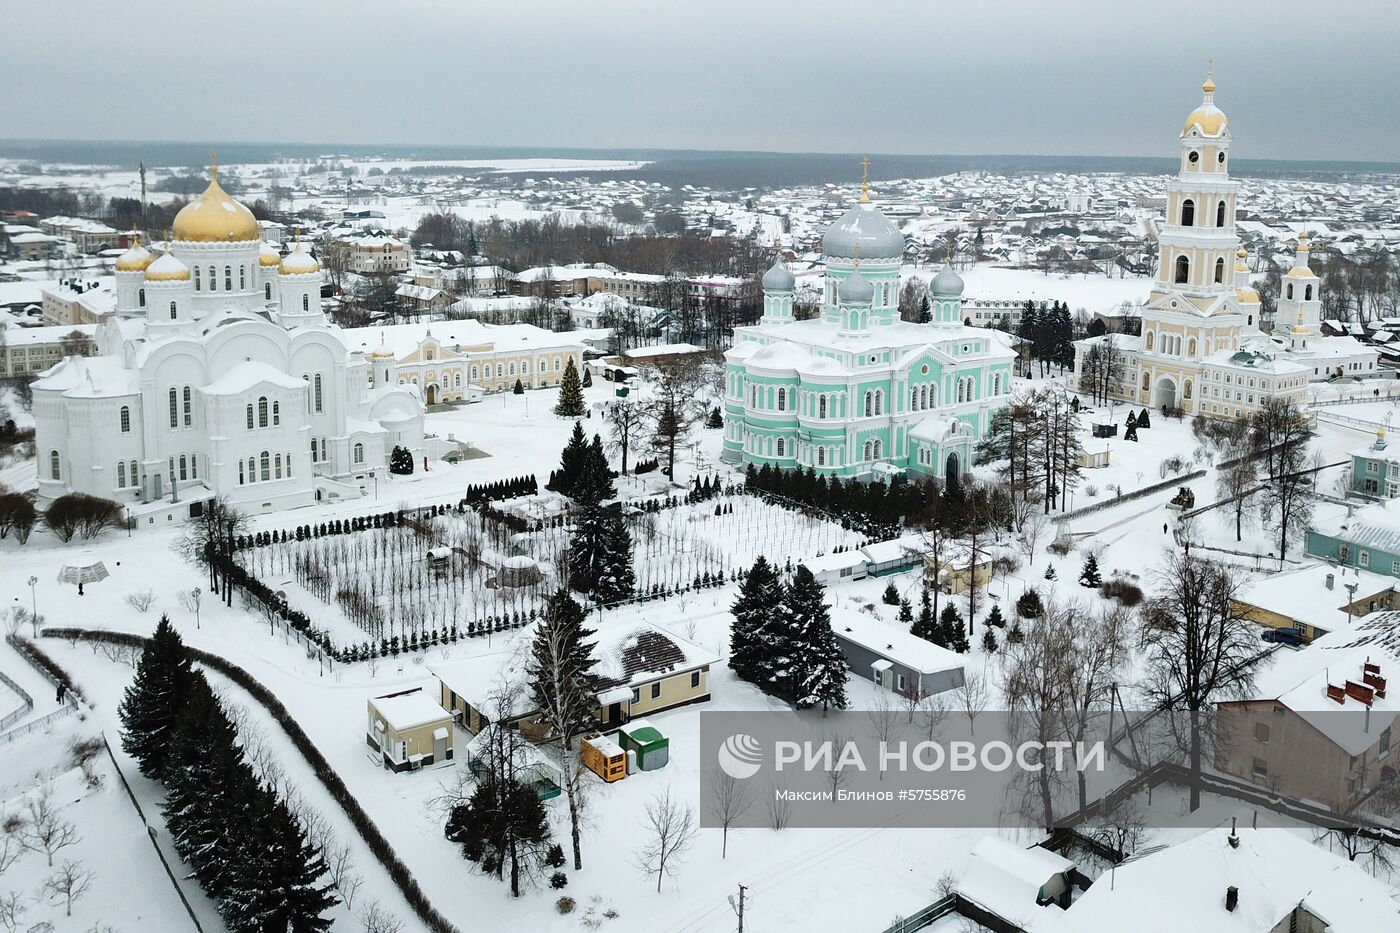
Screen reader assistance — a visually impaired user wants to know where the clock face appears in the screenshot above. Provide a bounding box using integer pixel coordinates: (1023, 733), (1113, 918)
(1188, 150), (1200, 163)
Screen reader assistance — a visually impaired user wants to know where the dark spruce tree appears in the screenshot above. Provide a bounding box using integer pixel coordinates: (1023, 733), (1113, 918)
(554, 357), (586, 417)
(447, 778), (553, 897)
(389, 444), (414, 475)
(896, 598), (914, 626)
(567, 503), (634, 604)
(581, 366), (593, 388)
(705, 406), (723, 429)
(119, 614), (194, 781)
(1079, 554), (1102, 588)
(985, 603), (1006, 629)
(940, 603), (969, 653)
(881, 581), (900, 606)
(729, 556), (783, 686)
(784, 567), (847, 712)
(570, 434), (615, 507)
(912, 587), (944, 645)
(223, 792), (338, 933)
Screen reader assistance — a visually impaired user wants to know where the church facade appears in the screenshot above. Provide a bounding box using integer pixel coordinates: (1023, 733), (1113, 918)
(721, 182), (1015, 483)
(32, 164), (425, 516)
(1072, 68), (1348, 419)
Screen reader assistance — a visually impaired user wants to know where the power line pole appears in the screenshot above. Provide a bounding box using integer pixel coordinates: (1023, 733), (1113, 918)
(729, 884), (746, 933)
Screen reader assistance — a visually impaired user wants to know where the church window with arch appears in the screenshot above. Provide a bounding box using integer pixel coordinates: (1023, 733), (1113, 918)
(119, 406), (130, 433)
(1181, 199), (1195, 226)
(208, 266), (216, 290)
(353, 442), (364, 465)
(239, 266), (246, 290)
(193, 268), (200, 291)
(224, 266), (232, 291)
(1174, 255), (1190, 284)
(302, 294), (310, 313)
(265, 283), (272, 300)
(258, 397), (269, 428)
(182, 386), (192, 426)
(169, 301), (177, 320)
(260, 451), (270, 482)
(138, 288), (145, 307)
(49, 450), (60, 480)
(1216, 201), (1227, 227)
(1214, 258), (1225, 284)
(168, 388), (178, 428)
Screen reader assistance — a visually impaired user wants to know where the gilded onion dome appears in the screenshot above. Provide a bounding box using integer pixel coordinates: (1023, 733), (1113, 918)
(171, 159), (261, 242)
(1182, 64), (1228, 137)
(115, 235), (154, 272)
(279, 240), (320, 276)
(259, 242), (282, 267)
(144, 249), (191, 282)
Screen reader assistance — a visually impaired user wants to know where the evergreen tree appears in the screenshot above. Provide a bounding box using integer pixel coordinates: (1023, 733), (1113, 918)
(940, 604), (968, 653)
(729, 556), (783, 685)
(912, 587), (943, 645)
(581, 366), (593, 388)
(881, 581), (900, 606)
(981, 628), (998, 653)
(783, 567), (847, 712)
(119, 615), (194, 780)
(389, 445), (414, 475)
(1125, 410), (1138, 429)
(223, 792), (337, 932)
(567, 504), (634, 604)
(1016, 589), (1044, 619)
(1044, 563), (1057, 581)
(1079, 554), (1102, 588)
(447, 778), (552, 897)
(554, 357), (585, 417)
(705, 406), (724, 429)
(571, 434), (616, 506)
(554, 421), (589, 496)
(985, 603), (1006, 629)
(896, 598), (914, 626)
(527, 589), (600, 735)
(513, 378), (524, 394)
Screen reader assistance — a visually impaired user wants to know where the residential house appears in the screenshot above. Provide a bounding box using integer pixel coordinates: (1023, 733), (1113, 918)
(1350, 427), (1400, 499)
(1306, 498), (1400, 579)
(1233, 562), (1396, 643)
(1214, 610), (1400, 810)
(830, 609), (965, 698)
(0, 323), (98, 377)
(366, 687), (454, 772)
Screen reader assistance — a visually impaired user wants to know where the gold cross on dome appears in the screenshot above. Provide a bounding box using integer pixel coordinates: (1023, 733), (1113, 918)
(210, 149), (218, 180)
(860, 155), (871, 203)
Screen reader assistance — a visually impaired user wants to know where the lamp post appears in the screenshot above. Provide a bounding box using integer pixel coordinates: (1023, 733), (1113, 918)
(27, 575), (37, 618)
(193, 587), (202, 629)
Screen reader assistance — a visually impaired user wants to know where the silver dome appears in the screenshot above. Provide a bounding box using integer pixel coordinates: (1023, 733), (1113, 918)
(930, 264), (964, 298)
(822, 203), (905, 260)
(762, 253), (795, 292)
(838, 267), (875, 304)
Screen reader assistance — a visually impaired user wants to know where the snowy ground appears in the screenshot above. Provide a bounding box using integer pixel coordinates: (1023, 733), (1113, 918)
(2, 371), (1396, 931)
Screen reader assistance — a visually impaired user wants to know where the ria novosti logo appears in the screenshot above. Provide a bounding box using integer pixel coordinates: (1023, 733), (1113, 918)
(717, 733), (764, 779)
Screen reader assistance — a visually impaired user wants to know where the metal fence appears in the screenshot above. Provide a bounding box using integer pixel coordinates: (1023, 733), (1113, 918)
(0, 669), (35, 732)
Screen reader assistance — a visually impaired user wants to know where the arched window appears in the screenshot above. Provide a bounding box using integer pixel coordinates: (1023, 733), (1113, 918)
(264, 283), (271, 300)
(182, 386), (191, 426)
(310, 439), (318, 463)
(864, 439), (873, 461)
(320, 438), (327, 462)
(302, 294), (310, 313)
(130, 460), (137, 484)
(1141, 372), (1150, 390)
(260, 451), (270, 482)
(193, 268), (200, 291)
(208, 266), (216, 290)
(1305, 285), (1313, 301)
(169, 300), (177, 320)
(272, 401), (280, 425)
(1184, 379), (1193, 400)
(119, 406), (130, 433)
(284, 452), (291, 478)
(1214, 258), (1225, 284)
(776, 388), (786, 411)
(275, 454), (283, 479)
(910, 386), (918, 410)
(819, 395), (827, 418)
(246, 404), (254, 429)
(874, 390), (883, 415)
(239, 266), (246, 290)
(178, 455), (187, 481)
(817, 447), (826, 466)
(169, 387), (178, 428)
(1216, 201), (1227, 227)
(554, 358), (562, 371)
(1181, 199), (1195, 227)
(190, 454), (197, 479)
(864, 392), (873, 417)
(258, 397), (269, 428)
(353, 442), (364, 464)
(239, 460), (245, 485)
(49, 450), (60, 480)
(1287, 283), (1294, 300)
(314, 374), (323, 413)
(776, 437), (785, 457)
(117, 461), (126, 487)
(873, 439), (882, 459)
(224, 266), (232, 291)
(1174, 255), (1190, 284)
(138, 288), (145, 307)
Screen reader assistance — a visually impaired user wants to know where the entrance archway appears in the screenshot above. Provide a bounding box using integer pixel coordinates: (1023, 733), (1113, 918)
(1154, 377), (1177, 410)
(945, 451), (961, 496)
(426, 384), (438, 405)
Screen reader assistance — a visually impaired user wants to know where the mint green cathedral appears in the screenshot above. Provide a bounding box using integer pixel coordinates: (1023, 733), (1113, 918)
(721, 169), (1016, 483)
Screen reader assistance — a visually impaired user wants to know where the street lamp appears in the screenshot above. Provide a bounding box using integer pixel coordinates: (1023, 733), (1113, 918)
(193, 587), (202, 629)
(27, 576), (37, 618)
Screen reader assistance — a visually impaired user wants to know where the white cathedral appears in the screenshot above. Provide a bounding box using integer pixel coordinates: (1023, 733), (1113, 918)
(32, 163), (425, 518)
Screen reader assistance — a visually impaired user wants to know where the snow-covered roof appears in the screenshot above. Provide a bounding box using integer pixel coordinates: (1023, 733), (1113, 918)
(32, 355), (138, 398)
(1312, 497), (1400, 556)
(1234, 563), (1393, 633)
(369, 687), (451, 732)
(622, 342), (705, 359)
(202, 360), (308, 396)
(802, 550), (868, 575)
(859, 534), (924, 565)
(1067, 828), (1400, 932)
(830, 608), (965, 676)
(343, 321), (584, 359)
(0, 322), (97, 346)
(958, 837), (1072, 930)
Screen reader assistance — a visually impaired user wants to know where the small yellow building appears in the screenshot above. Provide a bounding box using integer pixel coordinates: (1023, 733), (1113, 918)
(366, 688), (454, 773)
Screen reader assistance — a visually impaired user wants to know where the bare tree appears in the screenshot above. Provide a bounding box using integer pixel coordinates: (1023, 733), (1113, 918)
(171, 495), (248, 607)
(706, 769), (753, 858)
(1263, 450), (1317, 561)
(1004, 601), (1074, 830)
(954, 669), (989, 737)
(916, 692), (950, 745)
(43, 859), (93, 916)
(1089, 796), (1146, 861)
(648, 361), (705, 479)
(1061, 603), (1129, 813)
(864, 688), (903, 781)
(176, 587), (203, 628)
(1216, 453), (1257, 543)
(0, 889), (23, 933)
(18, 792), (79, 866)
(0, 828), (20, 875)
(634, 786), (698, 893)
(124, 589), (156, 612)
(359, 900), (405, 933)
(765, 779), (792, 830)
(1143, 551), (1260, 811)
(1019, 510), (1050, 567)
(605, 397), (648, 475)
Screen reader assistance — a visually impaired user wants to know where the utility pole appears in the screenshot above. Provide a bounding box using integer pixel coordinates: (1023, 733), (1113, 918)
(729, 884), (747, 933)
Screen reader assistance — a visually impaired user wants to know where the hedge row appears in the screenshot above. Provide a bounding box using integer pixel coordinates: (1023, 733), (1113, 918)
(7, 634), (85, 704)
(42, 627), (463, 933)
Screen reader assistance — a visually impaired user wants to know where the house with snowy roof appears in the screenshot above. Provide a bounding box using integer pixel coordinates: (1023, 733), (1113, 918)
(1307, 497), (1400, 580)
(829, 608), (965, 699)
(1232, 562), (1397, 643)
(1214, 610), (1400, 809)
(428, 620), (717, 739)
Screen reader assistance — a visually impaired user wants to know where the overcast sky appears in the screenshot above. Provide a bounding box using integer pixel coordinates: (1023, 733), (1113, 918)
(7, 0), (1398, 162)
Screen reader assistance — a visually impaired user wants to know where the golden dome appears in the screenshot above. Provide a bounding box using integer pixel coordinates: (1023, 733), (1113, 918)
(279, 240), (319, 276)
(171, 166), (261, 243)
(259, 242), (282, 267)
(1236, 246), (1247, 259)
(1182, 63), (1227, 137)
(369, 333), (395, 359)
(1297, 230), (1310, 252)
(1237, 286), (1259, 303)
(1286, 264), (1316, 279)
(144, 250), (191, 282)
(115, 236), (154, 272)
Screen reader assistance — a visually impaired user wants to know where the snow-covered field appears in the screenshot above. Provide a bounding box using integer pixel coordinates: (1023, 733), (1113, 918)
(1, 370), (1394, 931)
